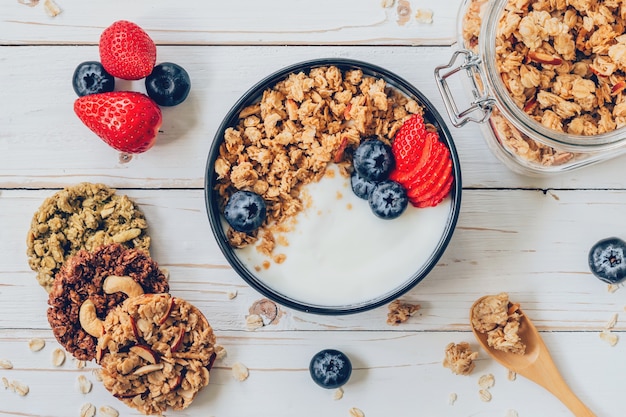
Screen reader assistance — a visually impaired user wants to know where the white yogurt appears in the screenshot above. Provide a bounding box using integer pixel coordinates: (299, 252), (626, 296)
(235, 169), (453, 307)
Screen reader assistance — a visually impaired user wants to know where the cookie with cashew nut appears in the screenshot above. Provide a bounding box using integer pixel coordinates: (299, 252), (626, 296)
(26, 182), (151, 292)
(97, 293), (217, 415)
(47, 243), (169, 361)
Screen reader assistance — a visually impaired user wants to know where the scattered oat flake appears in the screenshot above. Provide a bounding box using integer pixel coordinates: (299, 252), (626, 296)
(333, 387), (344, 400)
(98, 405), (119, 417)
(51, 348), (66, 366)
(415, 8), (433, 24)
(43, 0), (61, 16)
(215, 344), (227, 361)
(448, 392), (457, 405)
(349, 407), (365, 417)
(92, 368), (103, 382)
(599, 329), (619, 346)
(505, 410), (519, 417)
(507, 369), (517, 381)
(0, 359), (13, 369)
(381, 0), (394, 8)
(77, 375), (92, 394)
(80, 403), (96, 417)
(1, 377), (9, 389)
(75, 359), (86, 369)
(11, 380), (29, 396)
(605, 313), (618, 329)
(245, 313), (264, 330)
(18, 0), (39, 6)
(231, 362), (249, 381)
(28, 338), (46, 352)
(479, 388), (492, 402)
(227, 289), (238, 300)
(608, 284), (619, 293)
(478, 373), (495, 389)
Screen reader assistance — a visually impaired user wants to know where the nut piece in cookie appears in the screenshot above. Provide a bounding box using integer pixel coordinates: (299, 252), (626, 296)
(26, 182), (151, 292)
(47, 244), (169, 361)
(97, 293), (217, 415)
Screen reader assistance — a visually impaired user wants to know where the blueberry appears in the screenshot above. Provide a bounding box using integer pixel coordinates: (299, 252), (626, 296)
(309, 349), (352, 389)
(353, 137), (394, 182)
(145, 62), (191, 106)
(588, 237), (626, 284)
(368, 180), (408, 220)
(72, 61), (115, 97)
(223, 190), (267, 233)
(350, 170), (377, 200)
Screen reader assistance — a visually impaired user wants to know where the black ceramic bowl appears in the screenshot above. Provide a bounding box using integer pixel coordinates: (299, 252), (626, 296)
(205, 58), (461, 315)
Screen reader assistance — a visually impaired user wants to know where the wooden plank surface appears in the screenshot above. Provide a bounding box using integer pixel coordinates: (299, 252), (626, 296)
(1, 0), (626, 416)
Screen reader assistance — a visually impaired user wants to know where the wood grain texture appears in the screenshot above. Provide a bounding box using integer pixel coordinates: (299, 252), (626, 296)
(1, 0), (458, 46)
(2, 1), (626, 416)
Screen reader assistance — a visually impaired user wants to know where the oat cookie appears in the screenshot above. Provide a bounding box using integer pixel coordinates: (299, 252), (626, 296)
(97, 293), (217, 415)
(27, 182), (151, 292)
(47, 244), (169, 361)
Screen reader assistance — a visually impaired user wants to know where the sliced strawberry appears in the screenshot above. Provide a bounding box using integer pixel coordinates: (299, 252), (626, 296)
(409, 157), (452, 204)
(406, 145), (451, 202)
(74, 91), (162, 153)
(391, 114), (428, 171)
(99, 20), (156, 80)
(412, 173), (454, 208)
(389, 131), (436, 184)
(403, 140), (448, 193)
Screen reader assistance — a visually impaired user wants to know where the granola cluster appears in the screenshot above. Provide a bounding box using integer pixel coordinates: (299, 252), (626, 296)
(471, 293), (526, 355)
(214, 65), (427, 254)
(463, 0), (626, 166)
(442, 342), (479, 375)
(97, 293), (217, 415)
(27, 183), (151, 292)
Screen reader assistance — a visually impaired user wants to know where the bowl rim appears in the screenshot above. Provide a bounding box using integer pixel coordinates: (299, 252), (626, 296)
(204, 57), (462, 315)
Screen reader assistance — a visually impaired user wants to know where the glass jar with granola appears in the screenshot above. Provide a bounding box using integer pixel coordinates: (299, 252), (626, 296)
(435, 0), (626, 175)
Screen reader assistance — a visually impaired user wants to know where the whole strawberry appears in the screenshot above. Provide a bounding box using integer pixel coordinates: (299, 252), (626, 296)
(74, 91), (162, 153)
(99, 20), (156, 80)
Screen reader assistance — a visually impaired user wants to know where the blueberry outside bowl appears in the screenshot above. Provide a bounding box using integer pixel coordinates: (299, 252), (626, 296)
(204, 58), (462, 315)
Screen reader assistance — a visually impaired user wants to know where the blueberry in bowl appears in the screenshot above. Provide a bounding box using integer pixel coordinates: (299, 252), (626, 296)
(223, 190), (267, 233)
(353, 137), (394, 182)
(205, 58), (461, 315)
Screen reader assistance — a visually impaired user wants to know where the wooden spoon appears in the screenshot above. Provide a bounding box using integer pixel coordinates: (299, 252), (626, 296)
(470, 296), (596, 417)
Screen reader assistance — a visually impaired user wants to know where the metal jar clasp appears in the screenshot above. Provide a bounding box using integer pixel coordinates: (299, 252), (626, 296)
(434, 49), (495, 127)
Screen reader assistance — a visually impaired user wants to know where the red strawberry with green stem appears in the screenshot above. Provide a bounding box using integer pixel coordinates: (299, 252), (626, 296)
(99, 20), (156, 80)
(74, 91), (162, 153)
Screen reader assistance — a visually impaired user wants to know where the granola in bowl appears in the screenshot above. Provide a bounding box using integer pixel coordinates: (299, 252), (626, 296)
(205, 58), (461, 314)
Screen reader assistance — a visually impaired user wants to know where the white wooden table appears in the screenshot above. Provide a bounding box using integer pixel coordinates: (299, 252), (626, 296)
(1, 1), (625, 416)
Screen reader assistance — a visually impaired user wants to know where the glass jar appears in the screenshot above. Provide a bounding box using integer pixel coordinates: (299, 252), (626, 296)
(435, 0), (626, 176)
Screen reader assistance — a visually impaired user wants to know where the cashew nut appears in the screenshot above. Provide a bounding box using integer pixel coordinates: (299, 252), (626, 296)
(79, 299), (104, 338)
(102, 275), (144, 298)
